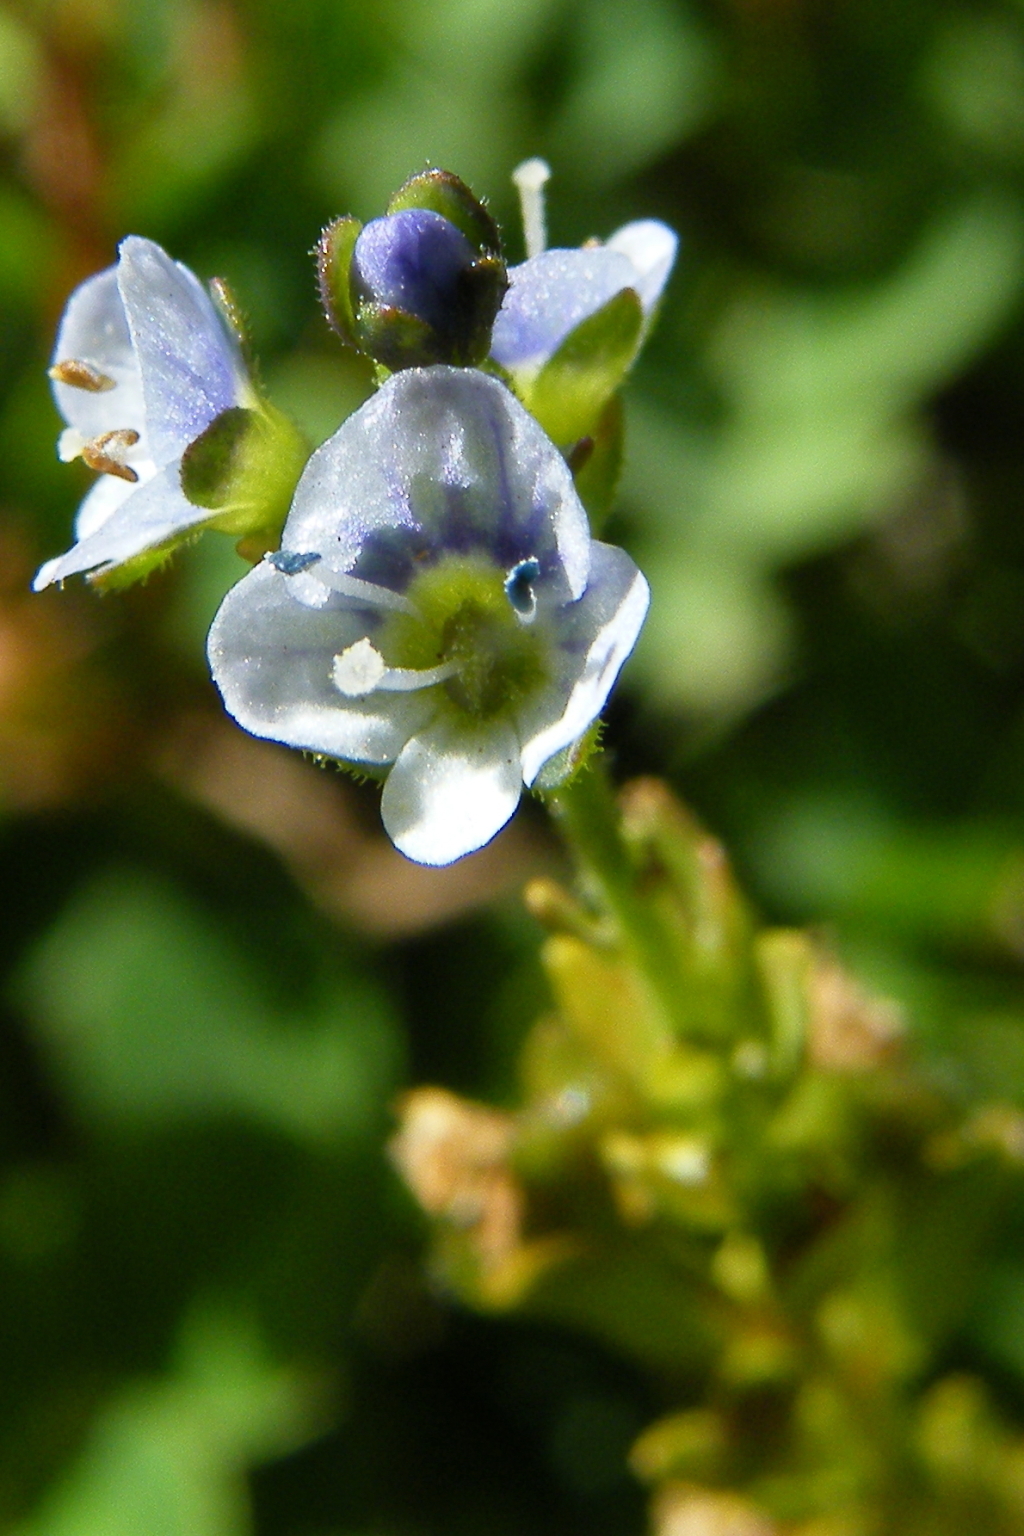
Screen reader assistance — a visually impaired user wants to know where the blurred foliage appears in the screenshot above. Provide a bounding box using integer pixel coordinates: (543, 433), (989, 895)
(5, 0), (1024, 1532)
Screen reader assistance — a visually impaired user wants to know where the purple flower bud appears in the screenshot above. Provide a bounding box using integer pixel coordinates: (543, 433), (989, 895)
(352, 209), (476, 333)
(349, 209), (507, 370)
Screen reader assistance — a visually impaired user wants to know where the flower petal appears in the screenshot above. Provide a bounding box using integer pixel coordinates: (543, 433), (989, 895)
(72, 461), (156, 541)
(518, 541), (650, 785)
(605, 220), (678, 316)
(284, 366), (591, 600)
(117, 236), (250, 466)
(381, 715), (523, 864)
(489, 247), (637, 373)
(207, 559), (435, 763)
(50, 266), (148, 446)
(32, 462), (210, 590)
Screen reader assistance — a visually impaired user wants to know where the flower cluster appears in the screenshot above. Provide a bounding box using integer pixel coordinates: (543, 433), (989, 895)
(35, 163), (676, 863)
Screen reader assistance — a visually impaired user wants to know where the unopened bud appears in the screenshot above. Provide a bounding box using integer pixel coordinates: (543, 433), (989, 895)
(316, 169), (507, 370)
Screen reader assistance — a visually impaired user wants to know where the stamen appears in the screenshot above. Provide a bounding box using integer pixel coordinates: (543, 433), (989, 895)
(311, 565), (420, 617)
(332, 638), (456, 698)
(504, 557), (540, 621)
(512, 158), (551, 260)
(80, 428), (141, 484)
(49, 359), (116, 392)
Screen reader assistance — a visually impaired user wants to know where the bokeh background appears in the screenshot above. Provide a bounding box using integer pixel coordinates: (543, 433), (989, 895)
(4, 0), (1024, 1531)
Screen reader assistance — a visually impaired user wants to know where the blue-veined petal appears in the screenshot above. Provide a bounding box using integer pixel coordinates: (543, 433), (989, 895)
(490, 220), (678, 375)
(50, 266), (148, 448)
(207, 558), (435, 764)
(33, 463), (210, 590)
(283, 366), (591, 601)
(117, 236), (252, 465)
(518, 542), (650, 785)
(606, 221), (678, 317)
(490, 247), (636, 373)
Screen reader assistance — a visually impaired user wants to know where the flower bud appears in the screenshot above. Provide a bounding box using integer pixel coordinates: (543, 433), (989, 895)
(316, 170), (507, 371)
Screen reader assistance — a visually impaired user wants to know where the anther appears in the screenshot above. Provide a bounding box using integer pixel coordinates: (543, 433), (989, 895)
(49, 359), (116, 392)
(505, 557), (540, 621)
(266, 549), (322, 575)
(512, 158), (551, 260)
(80, 428), (141, 483)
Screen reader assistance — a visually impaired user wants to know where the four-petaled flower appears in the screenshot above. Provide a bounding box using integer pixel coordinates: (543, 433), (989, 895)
(208, 367), (649, 865)
(35, 237), (259, 590)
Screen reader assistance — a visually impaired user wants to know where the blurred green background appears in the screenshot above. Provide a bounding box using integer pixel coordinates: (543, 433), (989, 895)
(6, 0), (1024, 1530)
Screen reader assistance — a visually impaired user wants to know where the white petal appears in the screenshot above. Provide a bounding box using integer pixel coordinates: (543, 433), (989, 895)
(519, 542), (650, 785)
(489, 247), (637, 373)
(208, 560), (434, 763)
(117, 236), (250, 466)
(72, 467), (142, 540)
(32, 462), (210, 589)
(381, 715), (523, 865)
(284, 366), (592, 601)
(50, 266), (148, 445)
(606, 221), (678, 316)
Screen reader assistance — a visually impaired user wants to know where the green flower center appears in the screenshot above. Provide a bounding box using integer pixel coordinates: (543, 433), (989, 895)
(379, 553), (549, 722)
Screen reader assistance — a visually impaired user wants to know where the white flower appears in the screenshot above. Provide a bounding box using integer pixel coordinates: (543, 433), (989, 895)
(208, 366), (649, 866)
(34, 236), (256, 590)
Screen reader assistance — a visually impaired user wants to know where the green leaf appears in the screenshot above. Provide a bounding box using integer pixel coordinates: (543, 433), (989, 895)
(14, 868), (401, 1147)
(525, 287), (643, 447)
(13, 1310), (315, 1536)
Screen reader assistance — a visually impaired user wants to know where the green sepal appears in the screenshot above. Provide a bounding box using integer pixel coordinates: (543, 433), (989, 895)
(316, 215), (362, 345)
(453, 255), (509, 365)
(308, 753), (389, 785)
(524, 287), (643, 447)
(86, 537), (189, 592)
(180, 407), (255, 509)
(569, 393), (625, 532)
(387, 168), (501, 256)
(532, 722), (602, 795)
(208, 276), (251, 365)
(354, 268), (507, 371)
(180, 401), (309, 545)
(354, 300), (439, 371)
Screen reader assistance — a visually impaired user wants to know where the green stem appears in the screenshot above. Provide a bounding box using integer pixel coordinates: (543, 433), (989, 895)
(547, 755), (684, 1035)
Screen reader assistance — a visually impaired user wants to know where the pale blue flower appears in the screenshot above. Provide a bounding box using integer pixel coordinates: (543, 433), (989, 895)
(35, 236), (255, 589)
(208, 367), (648, 866)
(490, 219), (677, 379)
